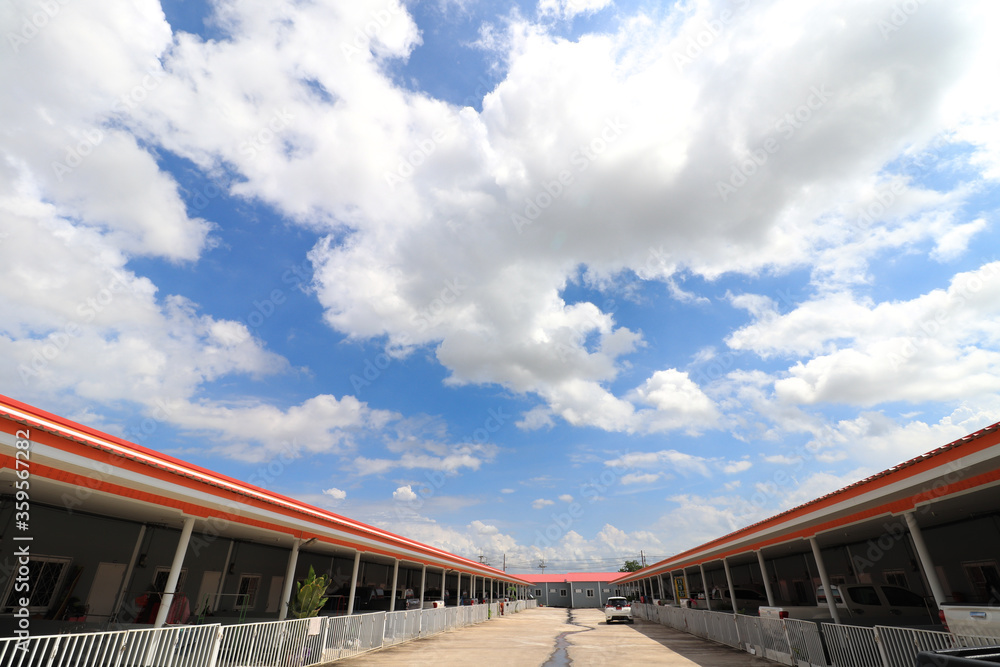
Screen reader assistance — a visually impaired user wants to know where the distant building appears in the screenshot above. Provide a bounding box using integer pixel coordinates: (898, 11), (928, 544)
(519, 573), (624, 608)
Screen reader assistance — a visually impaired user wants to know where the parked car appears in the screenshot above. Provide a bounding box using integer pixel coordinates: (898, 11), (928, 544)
(939, 605), (1000, 637)
(691, 588), (767, 614)
(605, 596), (633, 624)
(759, 584), (934, 625)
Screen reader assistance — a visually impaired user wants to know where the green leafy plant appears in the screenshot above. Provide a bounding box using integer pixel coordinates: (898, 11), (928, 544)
(290, 565), (331, 618)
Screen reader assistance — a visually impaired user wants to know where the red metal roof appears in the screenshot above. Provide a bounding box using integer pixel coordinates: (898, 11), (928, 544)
(519, 572), (622, 583)
(613, 420), (1000, 584)
(0, 394), (530, 584)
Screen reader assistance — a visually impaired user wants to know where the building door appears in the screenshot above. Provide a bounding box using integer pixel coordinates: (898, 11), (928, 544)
(86, 562), (127, 620)
(195, 570), (222, 614)
(266, 576), (284, 613)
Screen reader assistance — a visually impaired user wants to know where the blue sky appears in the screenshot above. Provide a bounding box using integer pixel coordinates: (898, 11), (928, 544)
(2, 0), (1000, 573)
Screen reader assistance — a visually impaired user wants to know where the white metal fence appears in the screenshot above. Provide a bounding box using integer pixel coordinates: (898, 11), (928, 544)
(0, 599), (537, 667)
(633, 602), (1000, 667)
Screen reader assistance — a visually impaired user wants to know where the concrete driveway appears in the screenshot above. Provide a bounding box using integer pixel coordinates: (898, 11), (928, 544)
(329, 606), (777, 666)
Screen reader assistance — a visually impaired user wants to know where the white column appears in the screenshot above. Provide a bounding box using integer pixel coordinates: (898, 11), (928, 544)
(214, 540), (235, 613)
(153, 516), (195, 628)
(810, 537), (841, 624)
(419, 565), (427, 608)
(682, 569), (691, 603)
(111, 524), (146, 622)
(389, 559), (400, 612)
(756, 550), (776, 607)
(457, 571), (462, 605)
(700, 564), (712, 611)
(669, 571), (676, 603)
(346, 551), (361, 615)
(441, 568), (447, 603)
(904, 511), (948, 607)
(723, 557), (738, 615)
(278, 539), (302, 621)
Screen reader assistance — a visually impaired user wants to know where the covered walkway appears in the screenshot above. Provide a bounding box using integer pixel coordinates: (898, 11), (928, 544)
(333, 606), (774, 666)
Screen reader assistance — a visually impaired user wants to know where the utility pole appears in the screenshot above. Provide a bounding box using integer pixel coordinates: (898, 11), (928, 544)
(640, 550), (646, 568)
(538, 559), (547, 573)
(503, 553), (506, 572)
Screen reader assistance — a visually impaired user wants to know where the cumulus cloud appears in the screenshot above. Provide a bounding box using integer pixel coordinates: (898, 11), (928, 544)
(621, 472), (660, 485)
(393, 485), (418, 502)
(532, 498), (555, 509)
(323, 487), (347, 500)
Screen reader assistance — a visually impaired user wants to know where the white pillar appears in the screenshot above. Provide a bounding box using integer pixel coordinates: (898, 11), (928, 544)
(278, 539), (302, 621)
(389, 559), (400, 612)
(904, 511), (948, 607)
(756, 550), (776, 607)
(419, 565), (427, 608)
(682, 569), (691, 603)
(700, 564), (712, 611)
(111, 524), (146, 622)
(441, 568), (447, 603)
(669, 571), (676, 603)
(810, 537), (841, 624)
(154, 516), (195, 628)
(346, 551), (361, 615)
(723, 557), (738, 615)
(457, 571), (462, 605)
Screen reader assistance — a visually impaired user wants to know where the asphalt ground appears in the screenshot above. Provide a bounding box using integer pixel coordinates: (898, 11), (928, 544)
(330, 606), (777, 666)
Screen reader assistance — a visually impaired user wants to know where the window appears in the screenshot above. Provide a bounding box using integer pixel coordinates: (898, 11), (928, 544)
(586, 589), (595, 598)
(236, 574), (262, 610)
(535, 589), (542, 596)
(550, 588), (557, 593)
(153, 567), (188, 595)
(883, 570), (908, 589)
(1, 556), (71, 613)
(964, 561), (1000, 604)
(560, 589), (567, 597)
(575, 588), (582, 594)
(603, 588), (610, 593)
(882, 586), (926, 607)
(847, 586), (881, 606)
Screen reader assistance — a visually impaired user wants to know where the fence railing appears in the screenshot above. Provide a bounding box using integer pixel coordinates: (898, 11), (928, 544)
(632, 602), (1000, 667)
(0, 598), (533, 667)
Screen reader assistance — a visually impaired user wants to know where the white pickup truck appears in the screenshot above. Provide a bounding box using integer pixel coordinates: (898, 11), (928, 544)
(939, 605), (1000, 638)
(759, 584), (935, 625)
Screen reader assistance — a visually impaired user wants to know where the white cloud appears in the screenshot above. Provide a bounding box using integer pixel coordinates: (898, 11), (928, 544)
(621, 473), (660, 485)
(23, 0), (987, 449)
(763, 454), (803, 465)
(354, 442), (499, 476)
(393, 485), (418, 502)
(723, 460), (752, 474)
(501, 488), (516, 494)
(605, 449), (712, 477)
(538, 0), (613, 21)
(532, 498), (555, 509)
(323, 487), (347, 500)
